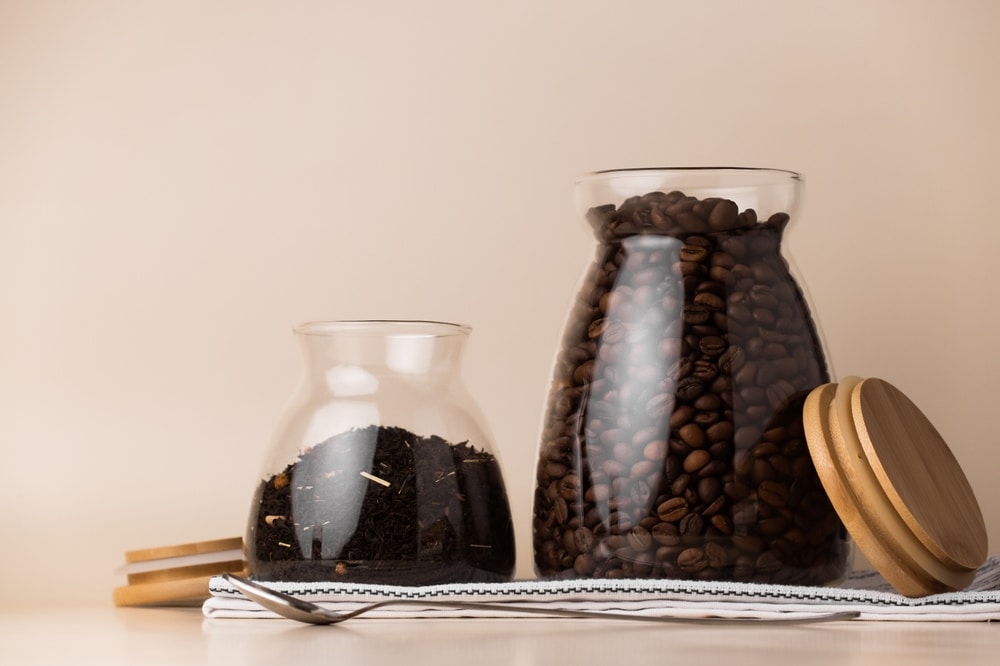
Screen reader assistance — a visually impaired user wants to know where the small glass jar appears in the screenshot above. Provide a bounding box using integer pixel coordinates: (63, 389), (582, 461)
(246, 320), (516, 585)
(533, 168), (850, 584)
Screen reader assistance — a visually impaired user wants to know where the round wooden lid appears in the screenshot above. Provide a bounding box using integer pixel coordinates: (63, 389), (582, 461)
(803, 377), (987, 597)
(114, 538), (246, 606)
(124, 537), (244, 563)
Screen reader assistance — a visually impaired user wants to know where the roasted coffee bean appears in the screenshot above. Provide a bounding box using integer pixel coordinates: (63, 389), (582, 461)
(710, 513), (733, 535)
(533, 188), (844, 585)
(693, 292), (725, 312)
(657, 497), (689, 522)
(645, 393), (674, 418)
(703, 542), (730, 568)
(677, 547), (709, 573)
(627, 526), (653, 551)
(574, 526), (596, 553)
(698, 335), (727, 355)
(693, 409), (721, 427)
(553, 496), (569, 524)
(628, 479), (653, 507)
(680, 245), (709, 262)
(758, 479), (791, 507)
(698, 460), (728, 478)
(676, 377), (705, 402)
(678, 512), (704, 536)
(697, 477), (723, 504)
(574, 554), (597, 575)
(670, 405), (695, 428)
(691, 359), (719, 382)
(678, 423), (707, 448)
(651, 521), (681, 545)
(558, 474), (581, 501)
(708, 439), (733, 460)
(682, 449), (711, 473)
(708, 199), (739, 230)
(670, 473), (691, 496)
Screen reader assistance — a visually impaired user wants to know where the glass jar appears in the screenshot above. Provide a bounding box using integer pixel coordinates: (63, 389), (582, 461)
(533, 168), (850, 584)
(246, 320), (516, 585)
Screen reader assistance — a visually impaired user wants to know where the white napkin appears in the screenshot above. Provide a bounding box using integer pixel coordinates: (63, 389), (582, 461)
(203, 554), (1000, 622)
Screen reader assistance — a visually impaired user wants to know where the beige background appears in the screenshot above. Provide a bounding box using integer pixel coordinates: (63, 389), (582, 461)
(1, 0), (998, 606)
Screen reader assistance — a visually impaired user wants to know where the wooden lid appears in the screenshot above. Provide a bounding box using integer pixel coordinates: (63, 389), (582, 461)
(124, 537), (244, 564)
(803, 377), (987, 597)
(114, 538), (246, 607)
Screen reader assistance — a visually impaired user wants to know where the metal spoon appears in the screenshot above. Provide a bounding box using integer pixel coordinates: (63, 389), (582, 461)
(221, 574), (859, 626)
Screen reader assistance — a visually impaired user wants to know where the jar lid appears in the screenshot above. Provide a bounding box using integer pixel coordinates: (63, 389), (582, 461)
(112, 537), (246, 606)
(803, 376), (988, 597)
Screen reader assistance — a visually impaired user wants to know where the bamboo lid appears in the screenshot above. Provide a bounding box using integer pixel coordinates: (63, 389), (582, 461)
(803, 377), (987, 597)
(113, 537), (246, 606)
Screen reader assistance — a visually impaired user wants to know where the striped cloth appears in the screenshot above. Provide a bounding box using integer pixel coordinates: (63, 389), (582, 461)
(203, 554), (1000, 622)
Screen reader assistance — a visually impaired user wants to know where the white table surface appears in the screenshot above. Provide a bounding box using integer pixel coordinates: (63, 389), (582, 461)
(3, 606), (1000, 665)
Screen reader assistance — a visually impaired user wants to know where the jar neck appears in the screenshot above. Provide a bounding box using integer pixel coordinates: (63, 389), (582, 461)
(576, 167), (801, 240)
(295, 320), (470, 385)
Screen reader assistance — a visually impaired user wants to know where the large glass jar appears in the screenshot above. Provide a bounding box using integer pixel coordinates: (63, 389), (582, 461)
(246, 320), (516, 585)
(533, 168), (850, 584)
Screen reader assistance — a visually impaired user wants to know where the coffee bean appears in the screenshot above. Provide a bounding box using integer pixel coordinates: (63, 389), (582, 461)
(574, 526), (596, 553)
(698, 335), (727, 356)
(718, 345), (746, 373)
(698, 460), (728, 478)
(697, 477), (723, 504)
(680, 245), (708, 262)
(558, 474), (581, 501)
(678, 423), (706, 448)
(656, 497), (688, 522)
(676, 377), (705, 402)
(734, 425), (762, 449)
(704, 542), (729, 568)
(574, 554), (597, 575)
(708, 439), (733, 460)
(608, 511), (634, 533)
(572, 360), (595, 383)
(755, 551), (783, 575)
(650, 522), (679, 545)
(678, 512), (704, 537)
(769, 454), (793, 477)
(670, 405), (695, 428)
(627, 526), (653, 551)
(670, 473), (691, 496)
(677, 547), (709, 573)
(628, 479), (653, 507)
(645, 394), (673, 419)
(642, 438), (667, 461)
(758, 480), (791, 507)
(710, 513), (733, 535)
(706, 421), (734, 443)
(683, 449), (711, 473)
(693, 292), (725, 311)
(708, 199), (739, 230)
(553, 496), (569, 523)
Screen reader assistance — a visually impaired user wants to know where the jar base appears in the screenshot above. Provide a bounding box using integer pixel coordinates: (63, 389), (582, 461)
(250, 559), (515, 586)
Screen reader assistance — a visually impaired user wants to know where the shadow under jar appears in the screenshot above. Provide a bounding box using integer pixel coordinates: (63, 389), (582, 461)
(533, 168), (850, 584)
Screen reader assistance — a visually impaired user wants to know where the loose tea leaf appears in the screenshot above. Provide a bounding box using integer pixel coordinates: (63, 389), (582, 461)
(247, 425), (515, 585)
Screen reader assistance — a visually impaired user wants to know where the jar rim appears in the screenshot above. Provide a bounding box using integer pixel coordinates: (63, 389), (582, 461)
(293, 320), (472, 338)
(582, 166), (801, 179)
